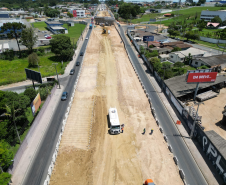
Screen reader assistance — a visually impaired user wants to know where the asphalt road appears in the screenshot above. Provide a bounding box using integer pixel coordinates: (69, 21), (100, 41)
(22, 28), (92, 185)
(119, 26), (207, 185)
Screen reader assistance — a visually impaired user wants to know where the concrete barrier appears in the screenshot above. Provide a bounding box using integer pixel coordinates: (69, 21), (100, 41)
(173, 156), (178, 165)
(168, 145), (173, 153)
(163, 135), (168, 142)
(179, 169), (185, 179)
(144, 89), (146, 93)
(156, 120), (159, 126)
(159, 127), (163, 133)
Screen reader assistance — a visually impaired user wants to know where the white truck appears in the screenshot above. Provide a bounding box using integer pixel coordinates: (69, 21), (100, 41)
(109, 107), (121, 135)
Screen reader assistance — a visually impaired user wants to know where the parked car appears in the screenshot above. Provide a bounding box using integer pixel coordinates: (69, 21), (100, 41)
(80, 52), (84, 56)
(61, 92), (68, 101)
(45, 36), (51, 39)
(70, 69), (75, 75)
(76, 62), (80, 66)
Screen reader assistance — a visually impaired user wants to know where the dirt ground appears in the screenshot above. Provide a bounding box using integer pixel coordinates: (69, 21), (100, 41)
(49, 11), (183, 185)
(195, 87), (226, 140)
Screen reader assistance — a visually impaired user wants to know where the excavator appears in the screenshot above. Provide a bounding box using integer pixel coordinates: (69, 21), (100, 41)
(102, 26), (108, 35)
(144, 179), (155, 185)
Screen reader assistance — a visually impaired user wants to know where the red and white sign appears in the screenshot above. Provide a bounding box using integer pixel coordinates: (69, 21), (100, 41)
(187, 72), (217, 83)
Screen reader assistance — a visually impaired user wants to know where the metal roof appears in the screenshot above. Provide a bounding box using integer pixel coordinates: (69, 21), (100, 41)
(194, 55), (226, 67)
(164, 74), (226, 97)
(205, 130), (226, 159)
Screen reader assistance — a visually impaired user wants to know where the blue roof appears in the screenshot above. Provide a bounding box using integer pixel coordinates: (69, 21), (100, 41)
(0, 14), (9, 18)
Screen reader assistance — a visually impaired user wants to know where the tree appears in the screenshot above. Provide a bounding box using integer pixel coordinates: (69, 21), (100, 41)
(197, 20), (206, 31)
(184, 32), (199, 41)
(24, 88), (37, 103)
(0, 172), (12, 185)
(5, 103), (21, 144)
(0, 22), (26, 57)
(21, 27), (38, 53)
(172, 47), (182, 52)
(140, 45), (145, 54)
(211, 16), (222, 24)
(174, 61), (184, 68)
(0, 140), (13, 172)
(118, 3), (141, 19)
(67, 12), (73, 18)
(28, 53), (39, 67)
(45, 9), (60, 18)
(50, 35), (74, 61)
(184, 53), (192, 65)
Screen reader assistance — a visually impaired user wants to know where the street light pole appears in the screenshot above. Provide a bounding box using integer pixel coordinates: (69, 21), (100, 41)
(190, 102), (204, 138)
(52, 63), (61, 89)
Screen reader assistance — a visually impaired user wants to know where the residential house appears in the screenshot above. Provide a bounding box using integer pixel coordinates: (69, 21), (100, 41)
(159, 54), (170, 62)
(169, 48), (211, 63)
(191, 55), (226, 71)
(207, 22), (220, 29)
(149, 47), (173, 54)
(164, 13), (172, 17)
(175, 43), (193, 50)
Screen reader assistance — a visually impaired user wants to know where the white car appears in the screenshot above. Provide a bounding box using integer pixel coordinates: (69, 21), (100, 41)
(85, 37), (88, 40)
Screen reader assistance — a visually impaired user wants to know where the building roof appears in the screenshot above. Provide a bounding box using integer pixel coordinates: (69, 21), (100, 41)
(148, 41), (160, 47)
(194, 55), (226, 67)
(164, 74), (226, 97)
(164, 13), (171, 15)
(162, 41), (184, 46)
(172, 48), (211, 57)
(45, 21), (63, 25)
(175, 43), (192, 49)
(159, 54), (169, 58)
(205, 130), (226, 159)
(51, 26), (66, 30)
(207, 22), (220, 27)
(150, 47), (172, 52)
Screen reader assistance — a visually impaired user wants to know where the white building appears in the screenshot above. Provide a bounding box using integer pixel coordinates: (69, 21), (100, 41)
(200, 10), (226, 21)
(156, 9), (172, 13)
(154, 0), (173, 4)
(169, 48), (211, 63)
(69, 9), (86, 18)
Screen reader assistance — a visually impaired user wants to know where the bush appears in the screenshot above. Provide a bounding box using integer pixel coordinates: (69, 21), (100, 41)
(28, 52), (39, 67)
(24, 88), (37, 103)
(37, 51), (43, 56)
(38, 47), (45, 54)
(38, 86), (52, 100)
(0, 172), (12, 185)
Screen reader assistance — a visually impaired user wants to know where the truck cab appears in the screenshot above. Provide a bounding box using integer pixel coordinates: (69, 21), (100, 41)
(109, 108), (121, 135)
(144, 179), (155, 185)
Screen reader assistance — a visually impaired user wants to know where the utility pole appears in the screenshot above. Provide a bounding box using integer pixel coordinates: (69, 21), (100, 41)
(190, 102), (204, 138)
(161, 66), (167, 92)
(52, 63), (61, 89)
(81, 27), (83, 41)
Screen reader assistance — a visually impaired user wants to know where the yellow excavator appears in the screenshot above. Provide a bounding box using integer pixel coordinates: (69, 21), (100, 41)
(102, 26), (107, 34)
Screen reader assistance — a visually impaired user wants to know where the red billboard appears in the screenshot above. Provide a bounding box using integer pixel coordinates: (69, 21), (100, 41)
(30, 93), (42, 116)
(187, 72), (217, 83)
(73, 10), (77, 17)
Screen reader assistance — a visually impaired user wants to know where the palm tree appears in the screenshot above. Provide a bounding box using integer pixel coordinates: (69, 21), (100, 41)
(5, 102), (21, 144)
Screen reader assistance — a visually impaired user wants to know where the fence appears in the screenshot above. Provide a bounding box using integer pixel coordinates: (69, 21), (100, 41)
(8, 85), (57, 174)
(200, 36), (226, 44)
(126, 29), (226, 183)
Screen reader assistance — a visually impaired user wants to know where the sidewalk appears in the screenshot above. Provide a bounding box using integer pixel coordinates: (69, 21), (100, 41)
(10, 85), (64, 185)
(0, 26), (89, 91)
(125, 33), (219, 185)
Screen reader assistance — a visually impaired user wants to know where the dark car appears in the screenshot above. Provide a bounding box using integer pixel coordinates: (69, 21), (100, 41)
(61, 92), (68, 101)
(80, 52), (84, 56)
(70, 69), (75, 75)
(76, 62), (80, 66)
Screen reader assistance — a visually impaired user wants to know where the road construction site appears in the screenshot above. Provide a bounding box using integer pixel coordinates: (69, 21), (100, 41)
(49, 10), (183, 185)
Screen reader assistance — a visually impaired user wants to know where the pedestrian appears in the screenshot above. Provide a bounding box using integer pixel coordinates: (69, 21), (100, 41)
(143, 128), (146, 135)
(121, 126), (124, 133)
(150, 129), (153, 135)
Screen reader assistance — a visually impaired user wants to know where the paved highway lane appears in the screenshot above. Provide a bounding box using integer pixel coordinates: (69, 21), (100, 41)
(118, 26), (207, 185)
(22, 28), (92, 185)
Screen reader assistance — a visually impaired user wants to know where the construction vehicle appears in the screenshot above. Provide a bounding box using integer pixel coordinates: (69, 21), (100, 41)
(89, 24), (92, 29)
(108, 108), (121, 134)
(102, 26), (108, 34)
(144, 179), (155, 185)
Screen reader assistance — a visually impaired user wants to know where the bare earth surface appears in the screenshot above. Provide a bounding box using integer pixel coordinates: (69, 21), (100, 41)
(49, 11), (183, 185)
(198, 88), (226, 140)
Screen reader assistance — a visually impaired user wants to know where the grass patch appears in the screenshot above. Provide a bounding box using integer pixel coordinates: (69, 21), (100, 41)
(0, 52), (69, 86)
(33, 22), (47, 31)
(133, 7), (226, 25)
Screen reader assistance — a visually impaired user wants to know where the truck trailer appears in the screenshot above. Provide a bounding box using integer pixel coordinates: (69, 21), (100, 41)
(108, 108), (121, 134)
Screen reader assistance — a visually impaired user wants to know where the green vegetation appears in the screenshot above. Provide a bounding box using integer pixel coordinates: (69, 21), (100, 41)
(130, 7), (226, 25)
(0, 52), (69, 86)
(33, 22), (47, 31)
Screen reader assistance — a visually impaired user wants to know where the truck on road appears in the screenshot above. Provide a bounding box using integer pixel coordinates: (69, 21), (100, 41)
(109, 108), (121, 134)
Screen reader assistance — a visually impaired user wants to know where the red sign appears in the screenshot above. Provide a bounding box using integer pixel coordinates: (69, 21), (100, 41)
(187, 72), (217, 83)
(73, 10), (77, 17)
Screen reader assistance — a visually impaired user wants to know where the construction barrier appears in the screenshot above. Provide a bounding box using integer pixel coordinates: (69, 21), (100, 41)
(179, 169), (185, 179)
(173, 156), (178, 165)
(168, 145), (173, 153)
